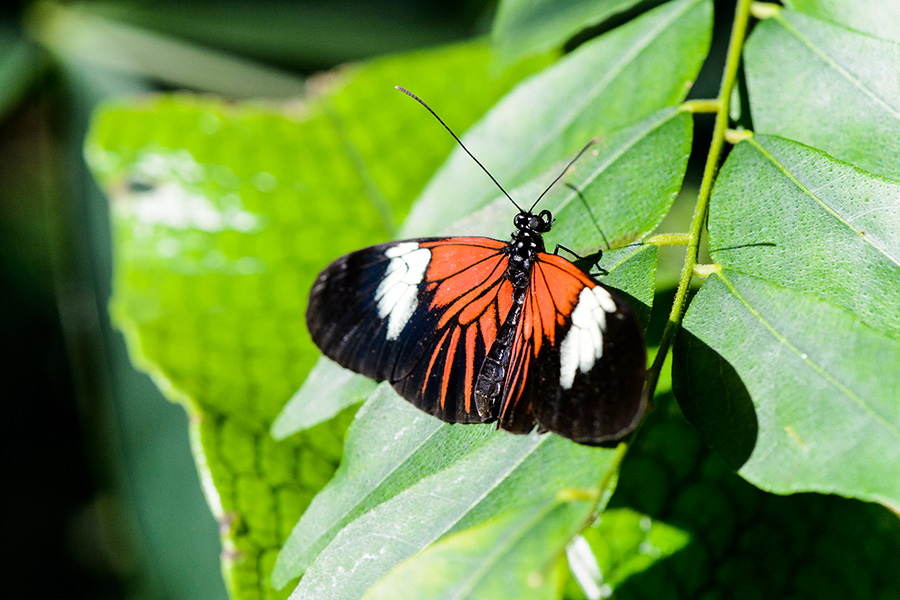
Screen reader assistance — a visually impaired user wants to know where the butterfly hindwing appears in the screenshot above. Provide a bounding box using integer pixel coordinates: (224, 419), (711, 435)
(530, 254), (647, 442)
(307, 237), (513, 422)
(496, 253), (646, 442)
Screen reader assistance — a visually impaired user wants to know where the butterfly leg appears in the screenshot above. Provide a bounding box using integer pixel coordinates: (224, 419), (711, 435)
(554, 244), (608, 276)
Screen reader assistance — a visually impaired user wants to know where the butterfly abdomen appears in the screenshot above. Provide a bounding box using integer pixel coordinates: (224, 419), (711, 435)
(473, 290), (526, 419)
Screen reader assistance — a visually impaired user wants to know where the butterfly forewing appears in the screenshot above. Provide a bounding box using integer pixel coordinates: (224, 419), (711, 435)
(306, 237), (513, 422)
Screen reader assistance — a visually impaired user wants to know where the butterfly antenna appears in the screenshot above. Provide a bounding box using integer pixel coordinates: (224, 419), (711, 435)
(395, 86), (525, 213)
(528, 137), (599, 213)
(564, 182), (611, 250)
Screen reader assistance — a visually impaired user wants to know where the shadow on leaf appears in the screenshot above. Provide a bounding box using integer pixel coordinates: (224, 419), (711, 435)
(671, 325), (757, 470)
(583, 398), (900, 599)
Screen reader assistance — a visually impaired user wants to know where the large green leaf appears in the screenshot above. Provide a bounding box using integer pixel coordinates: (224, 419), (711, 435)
(273, 243), (656, 590)
(707, 135), (900, 335)
(443, 108), (693, 247)
(362, 498), (590, 600)
(492, 0), (644, 63)
(272, 107), (688, 440)
(745, 8), (900, 179)
(571, 399), (900, 599)
(673, 270), (900, 506)
(287, 422), (619, 600)
(784, 0), (900, 44)
(402, 0), (711, 236)
(85, 42), (542, 600)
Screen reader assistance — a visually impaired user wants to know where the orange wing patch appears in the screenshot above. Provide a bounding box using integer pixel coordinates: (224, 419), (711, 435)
(497, 253), (594, 427)
(401, 238), (518, 420)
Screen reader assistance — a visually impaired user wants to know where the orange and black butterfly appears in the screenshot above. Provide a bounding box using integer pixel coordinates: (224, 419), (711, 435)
(306, 88), (647, 445)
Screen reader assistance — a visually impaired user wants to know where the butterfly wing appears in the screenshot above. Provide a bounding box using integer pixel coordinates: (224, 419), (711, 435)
(306, 237), (513, 423)
(496, 252), (646, 443)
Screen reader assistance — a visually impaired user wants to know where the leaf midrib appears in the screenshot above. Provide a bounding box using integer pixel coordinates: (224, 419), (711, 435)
(748, 137), (900, 269)
(293, 411), (450, 569)
(775, 11), (900, 120)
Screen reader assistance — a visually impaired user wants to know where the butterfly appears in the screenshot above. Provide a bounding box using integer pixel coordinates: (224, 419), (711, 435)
(305, 88), (647, 444)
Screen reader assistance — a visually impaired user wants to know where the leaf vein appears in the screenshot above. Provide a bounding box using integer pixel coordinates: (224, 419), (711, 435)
(717, 271), (900, 439)
(748, 137), (900, 269)
(775, 13), (900, 120)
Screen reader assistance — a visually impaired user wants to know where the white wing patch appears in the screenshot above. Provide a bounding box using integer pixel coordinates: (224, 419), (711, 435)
(559, 286), (617, 389)
(375, 242), (431, 340)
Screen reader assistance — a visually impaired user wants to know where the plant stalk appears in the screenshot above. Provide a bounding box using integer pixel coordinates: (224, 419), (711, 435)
(645, 0), (754, 403)
(578, 0), (755, 550)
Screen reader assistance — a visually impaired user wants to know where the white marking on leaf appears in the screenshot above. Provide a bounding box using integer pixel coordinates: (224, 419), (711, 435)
(559, 286), (616, 389)
(375, 243), (431, 340)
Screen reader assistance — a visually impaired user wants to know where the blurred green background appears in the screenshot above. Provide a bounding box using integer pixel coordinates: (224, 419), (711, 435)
(0, 1), (729, 598)
(0, 1), (493, 598)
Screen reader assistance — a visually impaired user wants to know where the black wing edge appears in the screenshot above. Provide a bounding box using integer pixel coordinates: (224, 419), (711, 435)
(528, 285), (647, 445)
(306, 238), (445, 384)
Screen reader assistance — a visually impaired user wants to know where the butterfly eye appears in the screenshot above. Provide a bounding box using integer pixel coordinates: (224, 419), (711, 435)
(514, 213), (528, 229)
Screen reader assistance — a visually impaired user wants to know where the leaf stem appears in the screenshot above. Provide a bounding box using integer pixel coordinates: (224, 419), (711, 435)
(645, 0), (754, 401)
(575, 0), (755, 568)
(681, 99), (720, 113)
(725, 128), (754, 144)
(750, 2), (781, 20)
(646, 232), (692, 246)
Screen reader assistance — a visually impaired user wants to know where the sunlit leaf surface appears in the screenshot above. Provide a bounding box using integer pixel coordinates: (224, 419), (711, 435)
(86, 42), (542, 599)
(746, 8), (900, 178)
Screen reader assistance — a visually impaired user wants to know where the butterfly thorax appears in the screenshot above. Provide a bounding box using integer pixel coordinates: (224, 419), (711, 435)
(505, 210), (551, 290)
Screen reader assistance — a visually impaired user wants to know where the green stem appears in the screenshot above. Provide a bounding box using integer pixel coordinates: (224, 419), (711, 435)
(645, 0), (754, 401)
(577, 0), (755, 552)
(646, 232), (692, 246)
(681, 99), (721, 113)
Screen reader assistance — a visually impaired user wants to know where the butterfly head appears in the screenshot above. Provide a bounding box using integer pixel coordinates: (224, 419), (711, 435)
(514, 210), (553, 235)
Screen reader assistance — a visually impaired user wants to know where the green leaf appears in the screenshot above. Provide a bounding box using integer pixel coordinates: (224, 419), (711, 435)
(600, 244), (658, 330)
(745, 8), (900, 179)
(571, 399), (900, 599)
(783, 0), (900, 44)
(446, 108), (693, 246)
(288, 423), (619, 600)
(492, 0), (644, 63)
(402, 0), (711, 236)
(86, 41), (542, 600)
(271, 357), (375, 438)
(363, 498), (590, 600)
(273, 245), (653, 587)
(673, 270), (900, 505)
(708, 134), (900, 335)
